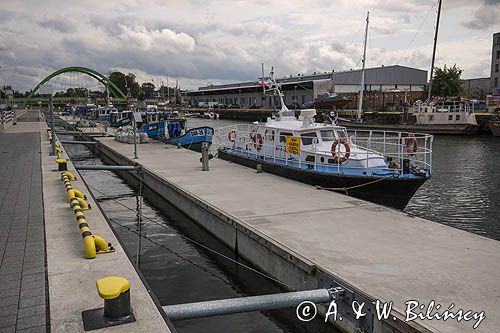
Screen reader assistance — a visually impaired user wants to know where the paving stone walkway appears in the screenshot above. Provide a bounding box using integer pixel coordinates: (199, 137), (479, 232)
(0, 132), (47, 333)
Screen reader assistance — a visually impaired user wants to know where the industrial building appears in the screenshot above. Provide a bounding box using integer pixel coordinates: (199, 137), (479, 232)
(186, 65), (427, 108)
(461, 77), (491, 98)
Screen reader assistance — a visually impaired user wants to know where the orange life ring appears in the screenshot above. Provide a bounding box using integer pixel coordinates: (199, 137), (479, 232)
(252, 133), (263, 151)
(331, 139), (350, 163)
(228, 130), (237, 142)
(405, 133), (417, 155)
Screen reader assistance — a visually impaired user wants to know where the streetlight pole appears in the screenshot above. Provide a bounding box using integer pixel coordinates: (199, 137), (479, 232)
(49, 94), (56, 156)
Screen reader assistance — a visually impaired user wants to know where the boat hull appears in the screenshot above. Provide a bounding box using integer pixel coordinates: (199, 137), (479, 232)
(218, 149), (428, 210)
(489, 122), (500, 137)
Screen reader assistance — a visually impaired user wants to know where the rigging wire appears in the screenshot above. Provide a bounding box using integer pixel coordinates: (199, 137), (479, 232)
(395, 0), (438, 65)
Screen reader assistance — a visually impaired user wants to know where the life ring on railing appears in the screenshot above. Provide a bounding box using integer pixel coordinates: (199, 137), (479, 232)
(331, 139), (350, 163)
(228, 130), (237, 142)
(252, 133), (263, 151)
(405, 133), (418, 155)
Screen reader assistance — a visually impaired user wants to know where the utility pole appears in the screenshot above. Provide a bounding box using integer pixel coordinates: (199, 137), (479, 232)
(357, 11), (369, 123)
(427, 0), (442, 101)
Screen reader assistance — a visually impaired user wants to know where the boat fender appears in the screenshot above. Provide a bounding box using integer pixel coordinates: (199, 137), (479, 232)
(331, 139), (350, 163)
(405, 133), (418, 155)
(252, 133), (263, 151)
(228, 130), (237, 142)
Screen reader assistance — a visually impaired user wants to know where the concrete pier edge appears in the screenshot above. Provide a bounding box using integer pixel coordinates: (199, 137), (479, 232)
(94, 139), (432, 333)
(40, 125), (171, 332)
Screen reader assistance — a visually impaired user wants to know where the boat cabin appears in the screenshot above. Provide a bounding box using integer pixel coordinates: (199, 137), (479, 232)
(412, 101), (477, 126)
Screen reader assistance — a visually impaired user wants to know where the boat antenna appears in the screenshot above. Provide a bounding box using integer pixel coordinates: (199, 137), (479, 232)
(427, 0), (442, 102)
(357, 11), (369, 123)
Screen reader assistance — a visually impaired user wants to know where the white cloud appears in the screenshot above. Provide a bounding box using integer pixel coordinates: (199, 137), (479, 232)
(0, 0), (497, 92)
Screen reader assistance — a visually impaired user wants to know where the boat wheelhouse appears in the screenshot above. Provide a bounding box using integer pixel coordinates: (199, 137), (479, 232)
(216, 68), (433, 209)
(96, 105), (117, 121)
(410, 99), (479, 134)
(109, 110), (133, 127)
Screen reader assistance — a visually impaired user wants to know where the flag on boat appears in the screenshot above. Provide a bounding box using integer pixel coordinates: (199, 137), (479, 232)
(258, 78), (272, 87)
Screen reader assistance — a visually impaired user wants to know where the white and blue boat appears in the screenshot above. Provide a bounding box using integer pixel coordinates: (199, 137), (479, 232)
(216, 70), (433, 209)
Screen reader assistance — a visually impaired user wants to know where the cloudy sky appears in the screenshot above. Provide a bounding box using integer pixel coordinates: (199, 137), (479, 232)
(1, 0), (499, 92)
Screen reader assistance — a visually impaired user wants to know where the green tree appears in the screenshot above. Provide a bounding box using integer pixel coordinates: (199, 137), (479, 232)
(108, 71), (140, 98)
(125, 73), (140, 98)
(422, 65), (463, 98)
(109, 71), (126, 94)
(141, 82), (156, 99)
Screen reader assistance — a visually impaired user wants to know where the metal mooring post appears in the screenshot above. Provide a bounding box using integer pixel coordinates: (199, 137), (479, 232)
(163, 288), (343, 321)
(133, 117), (138, 159)
(135, 167), (143, 268)
(201, 142), (209, 171)
(49, 94), (56, 156)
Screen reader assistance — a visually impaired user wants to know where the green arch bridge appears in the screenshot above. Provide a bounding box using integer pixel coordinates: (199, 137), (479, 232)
(23, 66), (126, 108)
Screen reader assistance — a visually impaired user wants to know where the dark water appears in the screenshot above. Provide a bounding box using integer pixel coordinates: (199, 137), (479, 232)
(189, 119), (500, 241)
(406, 135), (500, 240)
(61, 135), (334, 333)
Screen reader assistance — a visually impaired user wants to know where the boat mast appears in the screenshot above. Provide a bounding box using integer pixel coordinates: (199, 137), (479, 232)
(427, 0), (442, 101)
(357, 11), (369, 122)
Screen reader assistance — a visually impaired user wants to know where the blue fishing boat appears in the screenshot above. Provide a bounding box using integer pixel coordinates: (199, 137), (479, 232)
(140, 117), (213, 151)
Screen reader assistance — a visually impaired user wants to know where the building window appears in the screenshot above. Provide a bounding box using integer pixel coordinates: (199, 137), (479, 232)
(456, 114), (461, 121)
(495, 77), (498, 87)
(448, 115), (453, 121)
(429, 115), (434, 121)
(496, 64), (499, 73)
(497, 50), (500, 60)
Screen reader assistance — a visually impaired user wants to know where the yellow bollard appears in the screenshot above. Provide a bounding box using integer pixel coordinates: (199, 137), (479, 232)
(61, 171), (76, 181)
(93, 235), (115, 254)
(76, 197), (91, 210)
(61, 170), (114, 258)
(56, 158), (67, 171)
(83, 232), (97, 259)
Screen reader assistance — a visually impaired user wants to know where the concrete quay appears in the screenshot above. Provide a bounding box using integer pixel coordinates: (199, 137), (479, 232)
(1, 112), (171, 332)
(95, 136), (500, 333)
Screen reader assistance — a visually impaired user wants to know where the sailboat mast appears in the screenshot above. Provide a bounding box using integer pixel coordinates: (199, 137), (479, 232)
(427, 0), (442, 101)
(357, 11), (369, 122)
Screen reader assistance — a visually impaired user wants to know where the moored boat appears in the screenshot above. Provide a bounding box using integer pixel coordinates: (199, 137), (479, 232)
(216, 69), (433, 209)
(489, 121), (500, 137)
(139, 112), (213, 151)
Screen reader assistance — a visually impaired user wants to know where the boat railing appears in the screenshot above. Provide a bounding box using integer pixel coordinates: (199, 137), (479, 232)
(215, 124), (433, 177)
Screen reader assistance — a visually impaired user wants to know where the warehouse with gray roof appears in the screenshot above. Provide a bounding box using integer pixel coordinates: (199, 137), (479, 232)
(186, 65), (428, 108)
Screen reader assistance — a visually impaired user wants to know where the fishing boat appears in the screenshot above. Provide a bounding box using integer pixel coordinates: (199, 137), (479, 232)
(216, 68), (433, 209)
(139, 112), (213, 151)
(109, 110), (133, 127)
(96, 105), (117, 122)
